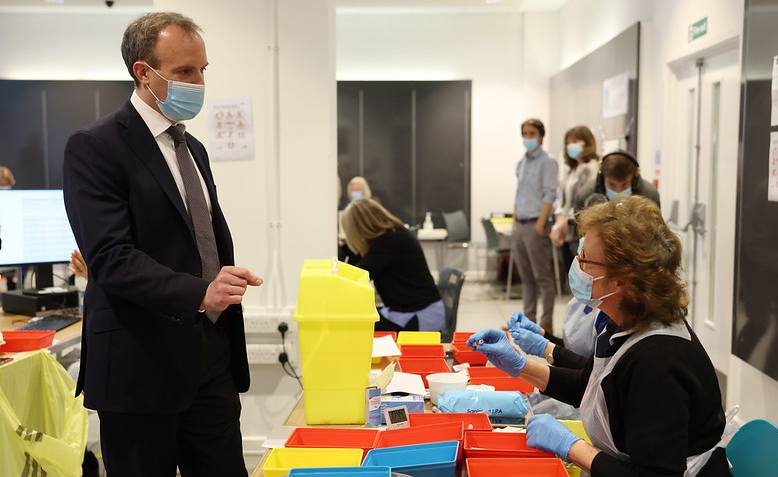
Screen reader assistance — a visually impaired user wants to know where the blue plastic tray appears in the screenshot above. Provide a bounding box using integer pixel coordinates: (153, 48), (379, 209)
(361, 441), (459, 477)
(289, 467), (391, 477)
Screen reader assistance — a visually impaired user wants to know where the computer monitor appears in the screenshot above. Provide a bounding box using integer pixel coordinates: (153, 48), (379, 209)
(0, 189), (78, 288)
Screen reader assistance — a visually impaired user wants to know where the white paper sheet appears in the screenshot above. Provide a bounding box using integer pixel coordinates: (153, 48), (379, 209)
(602, 72), (630, 118)
(372, 335), (401, 358)
(769, 132), (778, 202)
(385, 372), (426, 396)
(771, 56), (778, 126)
(207, 97), (254, 161)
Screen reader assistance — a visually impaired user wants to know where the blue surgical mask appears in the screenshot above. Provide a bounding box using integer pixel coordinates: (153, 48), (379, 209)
(144, 64), (205, 121)
(350, 191), (364, 201)
(566, 142), (583, 160)
(568, 257), (616, 308)
(605, 186), (632, 201)
(523, 138), (539, 152)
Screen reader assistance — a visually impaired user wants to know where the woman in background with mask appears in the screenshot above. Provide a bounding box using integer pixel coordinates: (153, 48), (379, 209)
(347, 176), (374, 202)
(550, 126), (600, 278)
(341, 198), (444, 333)
(468, 196), (731, 477)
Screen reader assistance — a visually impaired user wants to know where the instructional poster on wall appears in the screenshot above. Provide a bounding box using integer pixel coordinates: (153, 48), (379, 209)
(769, 132), (778, 202)
(772, 55), (778, 126)
(208, 97), (254, 161)
(602, 71), (629, 118)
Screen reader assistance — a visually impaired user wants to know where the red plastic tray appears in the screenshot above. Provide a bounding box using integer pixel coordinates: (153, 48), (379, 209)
(468, 376), (534, 393)
(466, 457), (569, 477)
(375, 421), (464, 459)
(400, 344), (445, 359)
(0, 330), (55, 352)
(397, 358), (450, 387)
(452, 343), (488, 366)
(409, 412), (493, 431)
(374, 331), (398, 341)
(452, 332), (475, 344)
(464, 431), (554, 459)
(467, 367), (510, 378)
(285, 428), (379, 459)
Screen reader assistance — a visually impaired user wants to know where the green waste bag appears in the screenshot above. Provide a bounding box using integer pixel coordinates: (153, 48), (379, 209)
(0, 351), (88, 477)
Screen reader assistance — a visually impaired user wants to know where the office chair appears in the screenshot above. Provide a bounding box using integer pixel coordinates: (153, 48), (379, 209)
(726, 418), (778, 476)
(438, 268), (466, 343)
(442, 210), (470, 271)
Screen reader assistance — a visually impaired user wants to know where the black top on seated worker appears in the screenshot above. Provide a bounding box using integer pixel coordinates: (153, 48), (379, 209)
(341, 198), (444, 333)
(468, 196), (730, 477)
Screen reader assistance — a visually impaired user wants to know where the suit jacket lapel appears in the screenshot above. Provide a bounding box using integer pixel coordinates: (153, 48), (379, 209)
(116, 102), (194, 236)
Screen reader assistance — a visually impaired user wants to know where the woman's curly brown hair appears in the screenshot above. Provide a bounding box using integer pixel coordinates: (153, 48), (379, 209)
(577, 195), (688, 331)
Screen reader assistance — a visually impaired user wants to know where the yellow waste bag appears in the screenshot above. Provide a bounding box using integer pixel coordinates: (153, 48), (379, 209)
(0, 351), (88, 477)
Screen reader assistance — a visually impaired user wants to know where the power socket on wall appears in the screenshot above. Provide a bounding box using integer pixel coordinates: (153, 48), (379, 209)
(243, 307), (295, 335)
(246, 344), (285, 365)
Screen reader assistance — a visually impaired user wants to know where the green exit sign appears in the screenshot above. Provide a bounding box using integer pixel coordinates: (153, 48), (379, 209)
(689, 17), (708, 42)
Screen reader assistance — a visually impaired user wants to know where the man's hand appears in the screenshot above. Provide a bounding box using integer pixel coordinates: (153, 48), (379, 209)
(200, 266), (263, 312)
(535, 219), (546, 237)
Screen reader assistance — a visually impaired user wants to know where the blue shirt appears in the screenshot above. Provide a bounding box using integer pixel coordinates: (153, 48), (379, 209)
(514, 148), (559, 220)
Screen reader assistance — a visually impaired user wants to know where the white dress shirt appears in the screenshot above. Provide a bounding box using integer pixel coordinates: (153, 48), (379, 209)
(130, 90), (212, 214)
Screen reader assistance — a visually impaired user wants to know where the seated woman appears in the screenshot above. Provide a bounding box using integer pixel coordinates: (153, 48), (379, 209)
(468, 196), (730, 476)
(341, 198), (444, 332)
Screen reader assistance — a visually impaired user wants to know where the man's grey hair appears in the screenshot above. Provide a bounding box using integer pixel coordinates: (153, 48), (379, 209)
(121, 12), (202, 86)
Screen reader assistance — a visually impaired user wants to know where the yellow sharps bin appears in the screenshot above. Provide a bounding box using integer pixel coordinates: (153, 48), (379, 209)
(293, 259), (379, 424)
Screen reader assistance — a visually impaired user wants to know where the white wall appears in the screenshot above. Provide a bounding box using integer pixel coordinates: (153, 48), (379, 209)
(0, 11), (141, 80)
(337, 10), (559, 254)
(558, 0), (777, 426)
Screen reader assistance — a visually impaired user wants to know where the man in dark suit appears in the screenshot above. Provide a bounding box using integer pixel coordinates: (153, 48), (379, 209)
(63, 12), (261, 477)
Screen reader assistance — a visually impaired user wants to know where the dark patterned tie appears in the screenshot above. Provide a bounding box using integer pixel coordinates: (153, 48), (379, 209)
(167, 124), (221, 322)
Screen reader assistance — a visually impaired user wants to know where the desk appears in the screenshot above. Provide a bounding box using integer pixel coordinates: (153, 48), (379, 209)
(0, 311), (82, 358)
(417, 228), (448, 273)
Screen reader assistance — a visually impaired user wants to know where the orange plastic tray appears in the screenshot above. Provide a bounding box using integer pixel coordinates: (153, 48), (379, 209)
(400, 344), (445, 359)
(375, 422), (464, 459)
(467, 367), (510, 378)
(468, 376), (534, 393)
(452, 343), (488, 366)
(452, 332), (475, 344)
(397, 358), (450, 387)
(0, 330), (55, 352)
(409, 412), (492, 431)
(374, 331), (397, 341)
(464, 431), (554, 459)
(285, 428), (379, 459)
(466, 457), (569, 477)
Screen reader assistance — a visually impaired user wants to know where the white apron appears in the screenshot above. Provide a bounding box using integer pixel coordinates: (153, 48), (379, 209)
(579, 321), (726, 476)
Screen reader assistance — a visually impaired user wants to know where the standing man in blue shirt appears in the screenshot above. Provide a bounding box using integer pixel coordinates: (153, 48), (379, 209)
(512, 118), (559, 335)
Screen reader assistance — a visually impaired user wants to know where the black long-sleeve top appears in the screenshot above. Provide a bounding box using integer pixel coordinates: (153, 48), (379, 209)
(545, 320), (730, 477)
(354, 227), (440, 312)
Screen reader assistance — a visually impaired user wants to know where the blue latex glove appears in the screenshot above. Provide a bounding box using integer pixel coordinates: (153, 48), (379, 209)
(510, 328), (550, 357)
(466, 329), (526, 377)
(526, 413), (582, 460)
(507, 311), (543, 335)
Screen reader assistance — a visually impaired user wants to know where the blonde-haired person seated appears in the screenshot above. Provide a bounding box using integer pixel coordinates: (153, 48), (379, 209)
(341, 199), (444, 332)
(467, 196), (730, 476)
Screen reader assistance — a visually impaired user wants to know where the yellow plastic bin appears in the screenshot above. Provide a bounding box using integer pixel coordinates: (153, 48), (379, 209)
(396, 331), (441, 345)
(262, 448), (363, 477)
(294, 259), (379, 425)
(560, 420), (591, 477)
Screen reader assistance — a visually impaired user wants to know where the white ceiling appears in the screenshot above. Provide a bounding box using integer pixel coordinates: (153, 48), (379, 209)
(336, 0), (569, 14)
(0, 0), (151, 11)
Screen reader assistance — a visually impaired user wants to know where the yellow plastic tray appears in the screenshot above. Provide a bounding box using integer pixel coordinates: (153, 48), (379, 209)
(560, 420), (590, 477)
(262, 448), (363, 477)
(396, 331), (441, 345)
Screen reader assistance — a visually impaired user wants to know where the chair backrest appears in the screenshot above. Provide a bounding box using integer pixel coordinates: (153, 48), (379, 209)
(726, 419), (778, 477)
(481, 217), (500, 250)
(442, 210), (469, 243)
(438, 268), (466, 342)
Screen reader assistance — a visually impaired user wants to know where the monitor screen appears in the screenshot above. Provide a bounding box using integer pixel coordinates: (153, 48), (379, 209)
(0, 189), (78, 267)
